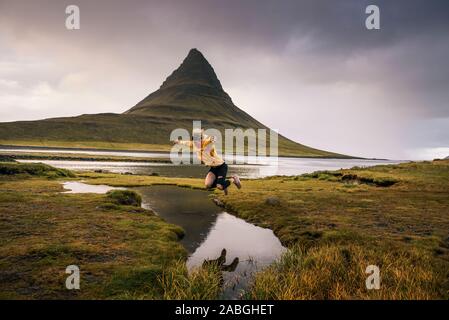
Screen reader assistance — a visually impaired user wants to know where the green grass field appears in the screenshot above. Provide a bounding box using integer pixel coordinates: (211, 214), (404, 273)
(0, 163), (188, 299)
(215, 160), (449, 299)
(1, 160), (448, 299)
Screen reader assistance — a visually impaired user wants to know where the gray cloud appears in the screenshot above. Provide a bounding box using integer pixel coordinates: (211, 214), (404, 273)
(0, 0), (448, 159)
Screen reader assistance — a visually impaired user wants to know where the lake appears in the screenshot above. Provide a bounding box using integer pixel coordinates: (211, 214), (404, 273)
(5, 147), (406, 178)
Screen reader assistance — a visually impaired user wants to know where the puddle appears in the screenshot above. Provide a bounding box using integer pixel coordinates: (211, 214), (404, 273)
(62, 181), (124, 194)
(61, 182), (286, 299)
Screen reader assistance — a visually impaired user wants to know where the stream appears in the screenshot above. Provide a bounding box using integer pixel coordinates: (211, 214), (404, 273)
(61, 182), (286, 299)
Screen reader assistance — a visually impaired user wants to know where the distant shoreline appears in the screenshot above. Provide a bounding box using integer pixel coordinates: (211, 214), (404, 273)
(0, 144), (389, 161)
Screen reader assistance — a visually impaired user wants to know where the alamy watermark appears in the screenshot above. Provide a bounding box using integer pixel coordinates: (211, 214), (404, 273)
(365, 265), (381, 290)
(365, 5), (380, 30)
(169, 121), (279, 165)
(65, 4), (380, 31)
(65, 265), (80, 290)
(65, 5), (80, 30)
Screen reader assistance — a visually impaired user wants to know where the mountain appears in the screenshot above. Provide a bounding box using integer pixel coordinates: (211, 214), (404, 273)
(0, 49), (347, 158)
(124, 49), (267, 130)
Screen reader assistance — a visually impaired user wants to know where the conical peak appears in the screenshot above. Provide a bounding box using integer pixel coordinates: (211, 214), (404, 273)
(159, 48), (223, 90)
(186, 48), (203, 59)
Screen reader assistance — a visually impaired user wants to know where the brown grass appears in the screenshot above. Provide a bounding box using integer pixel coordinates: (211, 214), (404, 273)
(158, 260), (222, 300)
(247, 243), (445, 300)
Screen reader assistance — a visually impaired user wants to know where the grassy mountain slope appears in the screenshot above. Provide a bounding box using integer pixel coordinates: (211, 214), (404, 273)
(0, 49), (348, 158)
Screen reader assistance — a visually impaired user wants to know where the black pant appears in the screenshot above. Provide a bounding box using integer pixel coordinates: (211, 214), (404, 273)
(208, 163), (230, 189)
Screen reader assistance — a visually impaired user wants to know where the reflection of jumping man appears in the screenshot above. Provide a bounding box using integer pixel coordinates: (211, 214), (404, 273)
(173, 129), (242, 195)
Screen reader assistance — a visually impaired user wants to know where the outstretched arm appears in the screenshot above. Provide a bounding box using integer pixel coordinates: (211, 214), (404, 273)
(173, 139), (193, 147)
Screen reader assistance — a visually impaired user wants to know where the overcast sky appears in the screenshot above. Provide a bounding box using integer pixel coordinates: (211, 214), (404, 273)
(0, 0), (448, 159)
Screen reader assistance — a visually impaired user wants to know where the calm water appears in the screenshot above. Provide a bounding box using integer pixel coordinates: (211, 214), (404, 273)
(136, 185), (286, 299)
(62, 181), (124, 193)
(4, 147), (404, 178)
(9, 149), (401, 178)
(61, 182), (286, 299)
(135, 185), (222, 252)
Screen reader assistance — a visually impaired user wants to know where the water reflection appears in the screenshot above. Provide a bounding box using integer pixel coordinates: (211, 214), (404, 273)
(135, 185), (222, 253)
(203, 249), (240, 272)
(186, 212), (286, 299)
(136, 185), (286, 299)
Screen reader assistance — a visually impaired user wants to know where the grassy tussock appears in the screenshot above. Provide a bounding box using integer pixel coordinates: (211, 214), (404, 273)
(107, 189), (142, 206)
(301, 170), (399, 187)
(80, 171), (206, 190)
(247, 244), (445, 300)
(158, 261), (222, 300)
(0, 162), (74, 178)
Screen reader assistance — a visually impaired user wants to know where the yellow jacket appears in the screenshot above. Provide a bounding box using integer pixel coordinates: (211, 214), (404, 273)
(178, 135), (224, 167)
